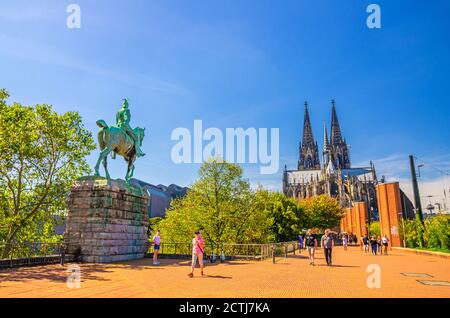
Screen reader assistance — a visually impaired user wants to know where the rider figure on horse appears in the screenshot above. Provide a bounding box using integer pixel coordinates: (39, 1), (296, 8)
(115, 98), (145, 158)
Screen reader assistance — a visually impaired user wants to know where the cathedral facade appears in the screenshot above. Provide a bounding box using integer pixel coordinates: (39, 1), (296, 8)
(283, 100), (378, 213)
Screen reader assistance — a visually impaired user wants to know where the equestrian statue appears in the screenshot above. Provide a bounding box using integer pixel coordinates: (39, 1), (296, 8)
(94, 98), (146, 182)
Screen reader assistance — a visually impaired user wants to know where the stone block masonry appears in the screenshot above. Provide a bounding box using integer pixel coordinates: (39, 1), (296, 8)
(64, 176), (150, 263)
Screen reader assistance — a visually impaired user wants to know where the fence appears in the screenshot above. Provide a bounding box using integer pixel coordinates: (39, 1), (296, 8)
(146, 241), (300, 263)
(0, 240), (300, 269)
(0, 242), (70, 269)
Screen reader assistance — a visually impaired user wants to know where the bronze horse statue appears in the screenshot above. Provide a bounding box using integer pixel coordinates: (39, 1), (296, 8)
(94, 119), (145, 182)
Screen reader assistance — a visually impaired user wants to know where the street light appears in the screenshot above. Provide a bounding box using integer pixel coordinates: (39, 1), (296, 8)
(365, 183), (376, 237)
(417, 164), (424, 178)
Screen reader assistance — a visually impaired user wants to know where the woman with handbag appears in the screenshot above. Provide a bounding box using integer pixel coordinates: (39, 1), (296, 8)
(188, 230), (205, 278)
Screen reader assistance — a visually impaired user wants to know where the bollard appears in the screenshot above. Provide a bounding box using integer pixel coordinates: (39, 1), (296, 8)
(60, 244), (65, 266)
(272, 244), (275, 264)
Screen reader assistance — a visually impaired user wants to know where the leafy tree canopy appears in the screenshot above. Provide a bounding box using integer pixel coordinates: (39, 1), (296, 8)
(0, 89), (95, 257)
(157, 160), (308, 248)
(299, 194), (343, 230)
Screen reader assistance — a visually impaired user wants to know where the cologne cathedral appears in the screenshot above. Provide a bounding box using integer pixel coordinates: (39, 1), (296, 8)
(282, 100), (378, 212)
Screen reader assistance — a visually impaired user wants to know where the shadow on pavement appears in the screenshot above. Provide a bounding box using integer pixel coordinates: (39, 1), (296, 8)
(203, 275), (232, 279)
(315, 264), (360, 268)
(0, 263), (112, 284)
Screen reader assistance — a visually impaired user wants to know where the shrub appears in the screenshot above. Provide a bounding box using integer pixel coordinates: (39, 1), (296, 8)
(400, 214), (450, 251)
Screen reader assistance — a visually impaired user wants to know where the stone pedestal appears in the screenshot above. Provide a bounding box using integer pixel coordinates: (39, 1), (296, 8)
(64, 176), (149, 263)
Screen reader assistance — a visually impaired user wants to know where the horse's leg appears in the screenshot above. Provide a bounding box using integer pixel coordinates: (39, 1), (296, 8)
(102, 148), (112, 179)
(129, 156), (136, 180)
(130, 163), (135, 179)
(125, 158), (130, 182)
(95, 147), (111, 178)
(94, 150), (106, 176)
(102, 152), (111, 179)
(125, 156), (136, 182)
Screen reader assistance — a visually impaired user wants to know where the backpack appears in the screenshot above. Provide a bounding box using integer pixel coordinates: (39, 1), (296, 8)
(306, 235), (315, 247)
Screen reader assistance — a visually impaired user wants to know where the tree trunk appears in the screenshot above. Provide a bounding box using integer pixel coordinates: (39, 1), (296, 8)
(1, 228), (17, 259)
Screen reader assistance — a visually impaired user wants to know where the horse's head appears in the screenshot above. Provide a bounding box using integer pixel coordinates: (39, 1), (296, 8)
(134, 127), (145, 145)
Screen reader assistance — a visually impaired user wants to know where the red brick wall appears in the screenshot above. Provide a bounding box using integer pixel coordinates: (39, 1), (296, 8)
(376, 182), (402, 247)
(346, 207), (353, 234)
(353, 202), (367, 241)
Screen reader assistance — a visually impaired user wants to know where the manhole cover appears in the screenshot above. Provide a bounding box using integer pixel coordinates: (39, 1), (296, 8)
(401, 272), (433, 278)
(417, 280), (450, 286)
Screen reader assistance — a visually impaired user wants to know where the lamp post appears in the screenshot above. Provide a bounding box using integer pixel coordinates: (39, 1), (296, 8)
(409, 155), (424, 222)
(365, 184), (376, 237)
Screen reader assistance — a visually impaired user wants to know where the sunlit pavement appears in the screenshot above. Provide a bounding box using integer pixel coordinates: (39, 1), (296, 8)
(0, 246), (449, 298)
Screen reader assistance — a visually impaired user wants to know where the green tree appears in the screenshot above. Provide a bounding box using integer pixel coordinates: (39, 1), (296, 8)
(254, 189), (304, 242)
(158, 159), (263, 252)
(415, 213), (425, 248)
(423, 215), (450, 251)
(399, 214), (450, 252)
(369, 221), (381, 237)
(0, 89), (95, 257)
(148, 217), (163, 237)
(399, 218), (419, 248)
(299, 194), (343, 230)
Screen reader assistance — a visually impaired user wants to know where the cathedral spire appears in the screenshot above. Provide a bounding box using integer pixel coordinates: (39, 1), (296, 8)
(330, 99), (343, 145)
(322, 121), (330, 168)
(329, 99), (351, 169)
(298, 101), (321, 170)
(302, 102), (314, 146)
(323, 121), (329, 151)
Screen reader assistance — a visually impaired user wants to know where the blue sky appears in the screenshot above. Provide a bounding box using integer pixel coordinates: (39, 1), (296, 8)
(1, 0), (449, 205)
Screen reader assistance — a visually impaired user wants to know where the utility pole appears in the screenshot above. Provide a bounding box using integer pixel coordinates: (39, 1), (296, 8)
(409, 155), (424, 222)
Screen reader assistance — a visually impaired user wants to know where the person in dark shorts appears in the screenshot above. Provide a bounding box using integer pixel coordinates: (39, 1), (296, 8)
(152, 230), (161, 265)
(362, 235), (369, 254)
(305, 229), (318, 265)
(370, 235), (378, 255)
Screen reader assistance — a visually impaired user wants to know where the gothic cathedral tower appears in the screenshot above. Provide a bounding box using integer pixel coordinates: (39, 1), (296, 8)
(298, 102), (321, 170)
(329, 99), (351, 169)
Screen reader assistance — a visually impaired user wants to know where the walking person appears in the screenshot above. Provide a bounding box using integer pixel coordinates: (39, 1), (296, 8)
(377, 236), (382, 254)
(381, 235), (389, 255)
(321, 229), (334, 266)
(370, 235), (378, 255)
(343, 234), (348, 251)
(305, 230), (318, 265)
(188, 230), (205, 278)
(362, 234), (369, 255)
(152, 230), (161, 265)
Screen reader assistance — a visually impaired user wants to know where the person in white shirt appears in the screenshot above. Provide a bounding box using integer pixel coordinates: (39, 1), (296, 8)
(381, 235), (389, 255)
(153, 230), (161, 265)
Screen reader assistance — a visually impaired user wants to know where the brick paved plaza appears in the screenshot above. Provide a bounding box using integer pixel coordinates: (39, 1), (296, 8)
(1, 247), (448, 298)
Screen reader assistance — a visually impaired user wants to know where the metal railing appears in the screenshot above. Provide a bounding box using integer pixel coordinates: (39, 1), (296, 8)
(0, 240), (301, 269)
(147, 241), (300, 263)
(0, 242), (69, 269)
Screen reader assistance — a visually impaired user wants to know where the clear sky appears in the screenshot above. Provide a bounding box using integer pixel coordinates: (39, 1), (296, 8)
(1, 0), (449, 208)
